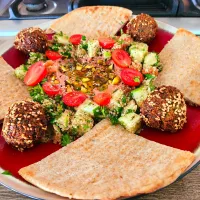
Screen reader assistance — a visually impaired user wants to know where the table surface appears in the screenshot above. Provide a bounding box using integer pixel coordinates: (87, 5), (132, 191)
(0, 34), (199, 200)
(0, 166), (199, 200)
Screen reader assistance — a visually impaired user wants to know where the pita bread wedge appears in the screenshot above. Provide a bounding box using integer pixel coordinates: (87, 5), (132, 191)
(155, 28), (200, 106)
(0, 57), (30, 122)
(50, 6), (132, 39)
(19, 119), (195, 199)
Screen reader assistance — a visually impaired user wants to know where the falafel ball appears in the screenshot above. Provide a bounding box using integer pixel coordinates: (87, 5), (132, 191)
(128, 13), (158, 43)
(2, 101), (48, 151)
(140, 86), (187, 132)
(14, 27), (48, 54)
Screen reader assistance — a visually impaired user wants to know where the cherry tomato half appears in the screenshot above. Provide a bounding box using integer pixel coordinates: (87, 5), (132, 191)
(62, 91), (87, 107)
(93, 92), (111, 106)
(45, 50), (62, 60)
(120, 68), (144, 87)
(69, 34), (82, 45)
(112, 49), (131, 68)
(42, 82), (60, 96)
(99, 38), (115, 49)
(24, 61), (47, 86)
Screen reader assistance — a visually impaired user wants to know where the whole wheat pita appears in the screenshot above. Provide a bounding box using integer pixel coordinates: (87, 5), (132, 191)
(155, 28), (200, 106)
(19, 119), (195, 200)
(50, 6), (132, 39)
(0, 57), (30, 122)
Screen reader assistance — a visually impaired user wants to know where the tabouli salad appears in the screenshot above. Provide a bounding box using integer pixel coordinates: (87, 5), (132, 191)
(14, 23), (161, 146)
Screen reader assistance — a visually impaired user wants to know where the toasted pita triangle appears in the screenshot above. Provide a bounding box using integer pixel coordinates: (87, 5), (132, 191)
(50, 6), (132, 39)
(19, 119), (195, 199)
(0, 57), (30, 121)
(155, 28), (200, 105)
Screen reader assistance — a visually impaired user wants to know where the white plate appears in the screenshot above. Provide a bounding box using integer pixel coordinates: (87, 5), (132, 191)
(0, 19), (199, 200)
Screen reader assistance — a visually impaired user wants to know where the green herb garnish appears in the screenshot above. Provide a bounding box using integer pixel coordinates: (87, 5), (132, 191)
(61, 51), (71, 58)
(71, 127), (78, 135)
(120, 29), (124, 35)
(108, 107), (123, 125)
(61, 134), (71, 146)
(41, 78), (47, 85)
(54, 95), (62, 103)
(58, 31), (63, 36)
(144, 74), (155, 80)
(2, 170), (12, 176)
(82, 35), (86, 41)
(83, 124), (89, 130)
(50, 43), (61, 51)
(122, 95), (127, 104)
(29, 84), (48, 103)
(27, 52), (47, 66)
(80, 43), (88, 51)
(126, 109), (134, 114)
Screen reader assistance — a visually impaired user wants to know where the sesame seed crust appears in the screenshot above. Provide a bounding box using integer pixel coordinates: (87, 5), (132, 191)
(127, 13), (158, 43)
(140, 86), (187, 132)
(14, 27), (48, 54)
(2, 100), (48, 151)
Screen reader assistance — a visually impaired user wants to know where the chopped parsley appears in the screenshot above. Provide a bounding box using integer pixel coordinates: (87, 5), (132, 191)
(117, 39), (124, 45)
(94, 106), (123, 125)
(54, 95), (62, 103)
(120, 29), (124, 35)
(150, 84), (156, 92)
(82, 35), (86, 41)
(61, 134), (71, 146)
(29, 85), (66, 124)
(50, 43), (61, 51)
(61, 51), (71, 58)
(2, 170), (12, 176)
(126, 109), (134, 114)
(122, 95), (127, 104)
(71, 127), (78, 136)
(57, 31), (63, 36)
(83, 124), (89, 130)
(108, 107), (123, 125)
(41, 78), (47, 85)
(29, 84), (48, 103)
(94, 106), (109, 119)
(144, 74), (155, 80)
(27, 52), (47, 66)
(108, 114), (118, 125)
(80, 42), (88, 51)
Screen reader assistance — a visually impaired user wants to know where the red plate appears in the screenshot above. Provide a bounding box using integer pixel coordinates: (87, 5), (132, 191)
(0, 28), (200, 193)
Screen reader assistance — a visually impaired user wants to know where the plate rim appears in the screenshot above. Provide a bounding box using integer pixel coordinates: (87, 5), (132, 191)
(0, 19), (199, 200)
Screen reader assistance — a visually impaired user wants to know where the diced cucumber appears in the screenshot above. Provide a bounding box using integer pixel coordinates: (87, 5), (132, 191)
(121, 100), (137, 116)
(71, 111), (94, 136)
(144, 52), (159, 66)
(88, 40), (100, 57)
(131, 85), (149, 107)
(119, 112), (142, 133)
(55, 110), (73, 131)
(108, 89), (125, 109)
(77, 99), (99, 117)
(54, 33), (69, 45)
(131, 76), (156, 107)
(129, 42), (148, 63)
